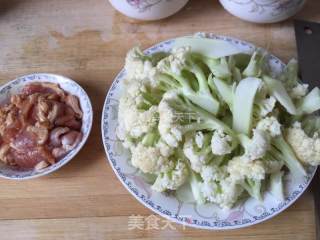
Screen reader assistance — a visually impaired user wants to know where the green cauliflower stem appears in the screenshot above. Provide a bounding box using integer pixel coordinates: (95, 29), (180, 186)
(270, 135), (307, 177)
(233, 77), (263, 135)
(262, 75), (297, 115)
(242, 51), (266, 78)
(157, 47), (220, 115)
(297, 87), (320, 115)
(269, 171), (285, 201)
(158, 91), (236, 148)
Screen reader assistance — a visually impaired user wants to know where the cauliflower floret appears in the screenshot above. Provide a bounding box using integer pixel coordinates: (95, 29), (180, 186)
(152, 160), (189, 192)
(147, 67), (162, 88)
(197, 159), (243, 209)
(183, 131), (213, 173)
(130, 143), (173, 174)
(126, 81), (146, 99)
(285, 122), (320, 166)
(259, 96), (277, 117)
(116, 81), (158, 140)
(117, 96), (158, 139)
(156, 140), (174, 157)
(158, 46), (191, 75)
(227, 156), (266, 182)
(263, 158), (283, 174)
(116, 122), (134, 149)
(125, 47), (153, 80)
(242, 130), (270, 161)
(200, 164), (227, 182)
(200, 178), (244, 209)
(158, 92), (183, 147)
(256, 116), (282, 137)
(290, 83), (309, 99)
(211, 129), (232, 156)
(183, 137), (207, 173)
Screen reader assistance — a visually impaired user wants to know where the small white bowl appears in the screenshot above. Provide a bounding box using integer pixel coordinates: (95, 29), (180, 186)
(219, 0), (306, 24)
(0, 73), (93, 180)
(108, 0), (189, 21)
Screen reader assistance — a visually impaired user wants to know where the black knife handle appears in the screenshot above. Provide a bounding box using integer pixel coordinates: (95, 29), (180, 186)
(294, 19), (320, 240)
(294, 20), (320, 89)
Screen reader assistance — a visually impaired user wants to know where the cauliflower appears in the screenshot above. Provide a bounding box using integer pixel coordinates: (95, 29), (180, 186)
(211, 129), (233, 156)
(200, 164), (227, 182)
(157, 140), (174, 158)
(183, 132), (213, 173)
(256, 116), (282, 137)
(130, 142), (173, 174)
(193, 160), (243, 209)
(126, 81), (146, 98)
(290, 83), (309, 99)
(259, 96), (277, 117)
(116, 40), (320, 208)
(192, 155), (265, 208)
(200, 178), (244, 209)
(183, 137), (207, 173)
(285, 122), (320, 166)
(158, 90), (234, 149)
(158, 92), (183, 147)
(158, 46), (190, 75)
(239, 130), (270, 161)
(152, 160), (189, 192)
(156, 46), (220, 115)
(117, 94), (158, 139)
(227, 156), (266, 200)
(227, 156), (266, 182)
(263, 157), (284, 174)
(125, 47), (154, 80)
(116, 79), (163, 141)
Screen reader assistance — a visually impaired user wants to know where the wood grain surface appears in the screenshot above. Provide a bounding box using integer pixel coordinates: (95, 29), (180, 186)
(0, 0), (319, 239)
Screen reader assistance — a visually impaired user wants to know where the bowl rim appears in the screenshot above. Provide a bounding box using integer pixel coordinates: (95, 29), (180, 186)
(0, 73), (93, 180)
(101, 35), (317, 230)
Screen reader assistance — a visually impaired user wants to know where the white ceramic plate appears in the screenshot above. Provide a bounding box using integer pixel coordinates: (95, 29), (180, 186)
(0, 73), (93, 180)
(101, 34), (316, 230)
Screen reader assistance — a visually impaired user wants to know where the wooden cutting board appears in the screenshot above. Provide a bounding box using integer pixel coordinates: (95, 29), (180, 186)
(0, 0), (319, 239)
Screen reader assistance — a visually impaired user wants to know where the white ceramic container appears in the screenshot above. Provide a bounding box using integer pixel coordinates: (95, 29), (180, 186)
(219, 0), (306, 24)
(108, 0), (189, 21)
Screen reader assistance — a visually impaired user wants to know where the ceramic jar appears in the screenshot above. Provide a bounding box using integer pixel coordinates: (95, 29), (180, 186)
(109, 0), (189, 21)
(219, 0), (306, 23)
